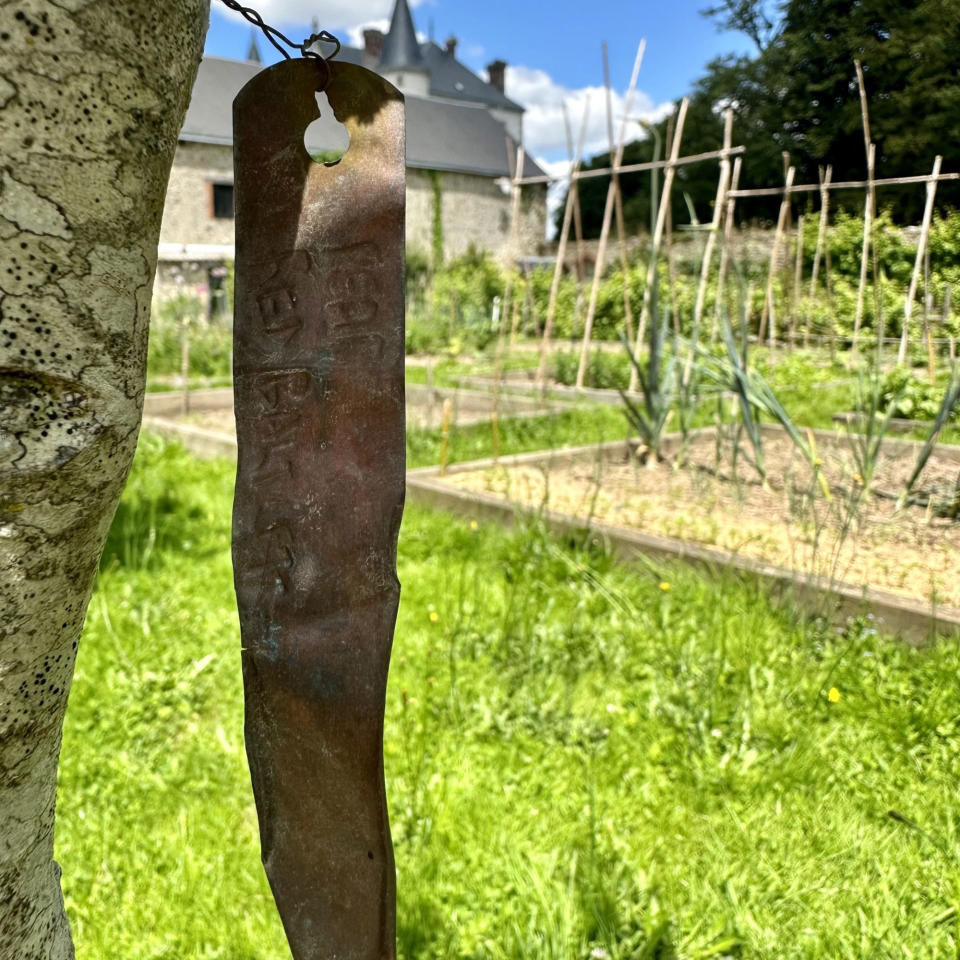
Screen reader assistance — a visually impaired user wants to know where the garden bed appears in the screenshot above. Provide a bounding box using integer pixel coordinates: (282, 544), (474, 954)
(145, 383), (568, 433)
(410, 426), (960, 640)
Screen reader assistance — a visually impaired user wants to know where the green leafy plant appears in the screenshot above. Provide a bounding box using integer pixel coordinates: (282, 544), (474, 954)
(877, 367), (956, 423)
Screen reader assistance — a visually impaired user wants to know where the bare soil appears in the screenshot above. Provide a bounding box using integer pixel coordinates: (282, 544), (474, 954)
(442, 433), (960, 610)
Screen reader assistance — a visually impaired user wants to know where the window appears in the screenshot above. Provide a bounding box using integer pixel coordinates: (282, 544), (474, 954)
(211, 183), (234, 219)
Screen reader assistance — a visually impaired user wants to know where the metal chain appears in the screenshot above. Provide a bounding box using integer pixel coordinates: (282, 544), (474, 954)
(217, 0), (340, 61)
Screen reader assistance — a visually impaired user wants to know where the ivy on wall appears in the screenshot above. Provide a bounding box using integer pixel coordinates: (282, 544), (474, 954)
(428, 170), (444, 271)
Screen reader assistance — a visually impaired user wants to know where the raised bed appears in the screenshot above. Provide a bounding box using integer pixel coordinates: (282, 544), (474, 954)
(407, 426), (960, 644)
(142, 383), (572, 457)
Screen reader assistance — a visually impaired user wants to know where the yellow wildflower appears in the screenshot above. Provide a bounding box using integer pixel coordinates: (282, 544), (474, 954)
(659, 581), (671, 591)
(429, 611), (439, 623)
(470, 521), (479, 531)
(828, 687), (841, 703)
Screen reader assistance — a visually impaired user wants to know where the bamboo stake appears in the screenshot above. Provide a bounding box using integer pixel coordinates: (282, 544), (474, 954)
(925, 313), (936, 386)
(572, 175), (587, 283)
(604, 41), (639, 352)
(759, 164), (795, 347)
(808, 165), (833, 303)
(713, 155), (742, 343)
(629, 96), (689, 392)
(945, 285), (955, 363)
(439, 398), (452, 476)
(536, 98), (590, 387)
(515, 145), (747, 186)
(852, 60), (875, 360)
(852, 142), (875, 359)
(497, 142), (526, 371)
(899, 155), (943, 366)
(576, 40), (647, 391)
(180, 317), (190, 415)
(564, 96), (588, 288)
(790, 213), (804, 350)
(726, 170), (959, 198)
(690, 109), (733, 365)
(576, 221), (614, 390)
(511, 263), (534, 347)
(665, 114), (680, 337)
(509, 294), (522, 346)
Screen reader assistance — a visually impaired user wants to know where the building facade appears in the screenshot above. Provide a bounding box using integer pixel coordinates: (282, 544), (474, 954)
(156, 0), (547, 310)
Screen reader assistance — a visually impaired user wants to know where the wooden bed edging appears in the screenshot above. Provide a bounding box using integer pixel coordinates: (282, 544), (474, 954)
(407, 439), (960, 646)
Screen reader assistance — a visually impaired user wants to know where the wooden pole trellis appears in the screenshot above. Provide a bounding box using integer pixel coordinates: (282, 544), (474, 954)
(726, 170), (959, 198)
(494, 142), (526, 385)
(628, 96), (689, 392)
(806, 164), (833, 345)
(575, 40), (646, 390)
(713, 154), (742, 343)
(691, 110), (733, 354)
(536, 98), (590, 387)
(852, 59), (876, 360)
(514, 145), (746, 186)
(791, 213), (804, 349)
(758, 164), (795, 348)
(899, 154), (943, 366)
(605, 42), (638, 353)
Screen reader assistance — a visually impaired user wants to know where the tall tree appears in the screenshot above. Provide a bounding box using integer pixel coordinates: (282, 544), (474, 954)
(0, 3), (209, 957)
(564, 0), (960, 234)
(701, 0), (960, 219)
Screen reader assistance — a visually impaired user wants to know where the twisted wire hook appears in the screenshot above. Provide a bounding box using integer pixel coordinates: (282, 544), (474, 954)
(216, 0), (340, 61)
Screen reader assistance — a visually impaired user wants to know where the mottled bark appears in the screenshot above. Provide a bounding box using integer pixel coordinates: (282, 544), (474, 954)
(0, 3), (209, 957)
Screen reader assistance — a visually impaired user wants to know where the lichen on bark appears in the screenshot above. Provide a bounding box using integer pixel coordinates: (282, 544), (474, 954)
(0, 2), (209, 956)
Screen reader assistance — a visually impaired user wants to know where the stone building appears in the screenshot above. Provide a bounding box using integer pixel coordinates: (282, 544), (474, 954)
(157, 0), (547, 312)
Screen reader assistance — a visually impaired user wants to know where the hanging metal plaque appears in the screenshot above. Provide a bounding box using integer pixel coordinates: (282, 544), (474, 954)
(231, 57), (405, 960)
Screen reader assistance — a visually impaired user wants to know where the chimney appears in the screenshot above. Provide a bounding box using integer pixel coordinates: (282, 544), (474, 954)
(364, 28), (385, 63)
(487, 59), (507, 94)
(444, 35), (458, 57)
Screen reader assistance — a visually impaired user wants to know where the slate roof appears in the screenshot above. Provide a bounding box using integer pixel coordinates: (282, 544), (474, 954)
(181, 57), (543, 180)
(334, 42), (523, 113)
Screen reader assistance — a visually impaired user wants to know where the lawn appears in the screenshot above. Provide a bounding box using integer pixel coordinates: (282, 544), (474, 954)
(56, 434), (960, 959)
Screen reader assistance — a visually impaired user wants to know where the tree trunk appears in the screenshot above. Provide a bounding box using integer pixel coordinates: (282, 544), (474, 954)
(0, 3), (209, 956)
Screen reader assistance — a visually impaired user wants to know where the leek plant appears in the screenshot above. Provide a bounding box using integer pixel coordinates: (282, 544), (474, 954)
(705, 302), (831, 499)
(898, 367), (960, 512)
(619, 296), (707, 466)
(846, 367), (901, 503)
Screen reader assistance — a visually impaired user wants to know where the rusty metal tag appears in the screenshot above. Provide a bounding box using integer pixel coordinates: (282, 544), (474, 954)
(231, 57), (405, 960)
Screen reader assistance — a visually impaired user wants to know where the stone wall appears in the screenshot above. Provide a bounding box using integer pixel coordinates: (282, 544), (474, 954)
(407, 168), (547, 265)
(159, 141), (235, 248)
(158, 142), (548, 272)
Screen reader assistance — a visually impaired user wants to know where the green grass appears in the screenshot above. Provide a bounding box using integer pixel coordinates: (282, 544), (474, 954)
(55, 435), (960, 959)
(408, 405), (628, 469)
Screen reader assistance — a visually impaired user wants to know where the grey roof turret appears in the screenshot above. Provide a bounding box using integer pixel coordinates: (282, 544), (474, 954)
(379, 0), (426, 70)
(246, 30), (261, 63)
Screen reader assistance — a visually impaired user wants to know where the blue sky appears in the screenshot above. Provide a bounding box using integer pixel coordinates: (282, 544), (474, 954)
(205, 0), (756, 166)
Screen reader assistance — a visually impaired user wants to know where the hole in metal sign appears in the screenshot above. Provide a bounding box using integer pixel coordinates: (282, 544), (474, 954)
(304, 90), (350, 166)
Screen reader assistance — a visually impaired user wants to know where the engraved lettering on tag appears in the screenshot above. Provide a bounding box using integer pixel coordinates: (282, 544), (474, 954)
(325, 242), (382, 336)
(255, 442), (297, 485)
(250, 251), (321, 344)
(247, 517), (296, 593)
(249, 369), (315, 413)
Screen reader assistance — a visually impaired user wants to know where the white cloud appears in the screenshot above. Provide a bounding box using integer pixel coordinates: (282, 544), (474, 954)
(505, 64), (674, 166)
(213, 0), (429, 31)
